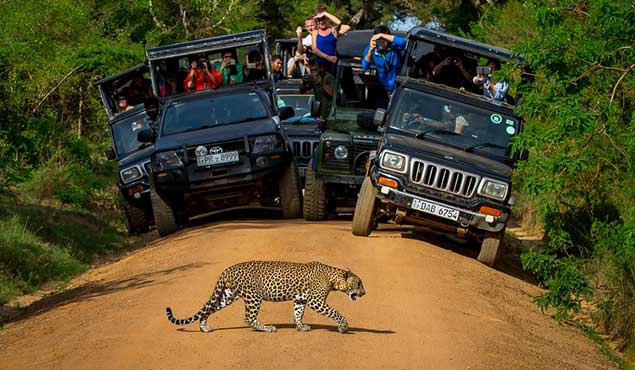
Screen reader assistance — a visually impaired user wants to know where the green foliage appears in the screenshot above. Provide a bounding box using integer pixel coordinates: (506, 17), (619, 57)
(0, 216), (84, 305)
(522, 248), (592, 321)
(472, 0), (635, 349)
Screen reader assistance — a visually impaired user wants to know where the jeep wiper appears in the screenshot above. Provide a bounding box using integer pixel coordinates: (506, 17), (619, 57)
(463, 142), (508, 153)
(415, 128), (460, 139)
(226, 116), (268, 125)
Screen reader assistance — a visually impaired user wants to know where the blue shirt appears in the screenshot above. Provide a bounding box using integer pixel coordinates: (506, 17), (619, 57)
(361, 35), (407, 92)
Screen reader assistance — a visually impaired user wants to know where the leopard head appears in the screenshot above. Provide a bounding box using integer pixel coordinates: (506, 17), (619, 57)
(334, 269), (366, 301)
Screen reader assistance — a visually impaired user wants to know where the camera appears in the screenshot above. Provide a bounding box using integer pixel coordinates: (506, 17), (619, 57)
(476, 66), (492, 76)
(375, 39), (388, 49)
(302, 73), (317, 83)
(247, 62), (257, 69)
(225, 58), (235, 66)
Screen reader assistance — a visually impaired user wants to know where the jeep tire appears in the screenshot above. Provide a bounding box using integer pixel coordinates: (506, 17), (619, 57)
(278, 161), (302, 219)
(477, 229), (506, 267)
(150, 190), (180, 237)
(303, 159), (328, 221)
(352, 177), (378, 236)
(123, 202), (151, 234)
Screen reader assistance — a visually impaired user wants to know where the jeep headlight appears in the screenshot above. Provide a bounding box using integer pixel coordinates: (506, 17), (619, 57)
(478, 178), (509, 200)
(120, 165), (143, 184)
(381, 151), (407, 172)
(333, 145), (349, 159)
(252, 135), (282, 154)
(154, 151), (183, 171)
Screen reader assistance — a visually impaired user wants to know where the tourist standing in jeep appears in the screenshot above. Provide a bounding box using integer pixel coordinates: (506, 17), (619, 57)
(303, 30), (405, 220)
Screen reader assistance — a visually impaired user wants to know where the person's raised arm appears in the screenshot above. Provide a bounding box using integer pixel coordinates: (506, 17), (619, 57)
(296, 26), (304, 54)
(316, 11), (343, 36)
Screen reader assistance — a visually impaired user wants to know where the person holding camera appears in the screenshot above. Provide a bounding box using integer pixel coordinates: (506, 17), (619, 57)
(244, 50), (266, 82)
(361, 25), (407, 93)
(472, 59), (509, 101)
(300, 57), (334, 120)
(287, 50), (311, 78)
(431, 53), (473, 89)
(214, 49), (244, 85)
(183, 58), (221, 92)
(296, 16), (317, 53)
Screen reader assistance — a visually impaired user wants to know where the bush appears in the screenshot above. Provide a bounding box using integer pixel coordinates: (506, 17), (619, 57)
(0, 216), (84, 305)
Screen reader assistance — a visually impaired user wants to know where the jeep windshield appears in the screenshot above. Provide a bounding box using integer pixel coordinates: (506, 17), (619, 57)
(278, 94), (313, 118)
(161, 92), (268, 136)
(389, 88), (520, 158)
(111, 113), (154, 158)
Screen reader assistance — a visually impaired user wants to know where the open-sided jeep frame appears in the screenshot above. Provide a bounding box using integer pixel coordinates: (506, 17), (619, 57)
(352, 27), (529, 267)
(94, 63), (155, 234)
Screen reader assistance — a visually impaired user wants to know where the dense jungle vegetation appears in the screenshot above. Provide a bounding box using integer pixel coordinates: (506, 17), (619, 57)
(1, 0), (633, 363)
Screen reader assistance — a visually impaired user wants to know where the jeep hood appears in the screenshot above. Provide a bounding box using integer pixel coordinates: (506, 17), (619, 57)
(156, 119), (278, 151)
(118, 144), (154, 168)
(384, 134), (513, 179)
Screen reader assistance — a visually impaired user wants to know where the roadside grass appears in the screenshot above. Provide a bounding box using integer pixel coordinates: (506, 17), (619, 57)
(0, 158), (127, 306)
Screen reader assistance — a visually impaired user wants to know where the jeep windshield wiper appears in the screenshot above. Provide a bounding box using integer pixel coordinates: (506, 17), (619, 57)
(226, 116), (268, 125)
(463, 142), (508, 153)
(415, 128), (460, 139)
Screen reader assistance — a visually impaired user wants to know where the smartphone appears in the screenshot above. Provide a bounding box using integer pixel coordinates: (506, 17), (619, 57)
(247, 62), (256, 69)
(476, 66), (492, 75)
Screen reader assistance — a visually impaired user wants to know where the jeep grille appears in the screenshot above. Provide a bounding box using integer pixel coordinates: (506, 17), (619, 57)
(291, 140), (319, 159)
(410, 159), (480, 198)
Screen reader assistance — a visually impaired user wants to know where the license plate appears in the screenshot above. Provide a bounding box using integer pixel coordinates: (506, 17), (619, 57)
(298, 167), (307, 177)
(411, 197), (460, 221)
(196, 151), (239, 167)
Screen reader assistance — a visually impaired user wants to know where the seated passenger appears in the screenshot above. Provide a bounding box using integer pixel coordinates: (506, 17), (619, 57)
(214, 49), (244, 85)
(244, 51), (266, 81)
(413, 45), (473, 89)
(116, 92), (134, 114)
(271, 55), (285, 83)
(473, 59), (509, 101)
(361, 25), (407, 93)
(183, 58), (221, 92)
(287, 50), (311, 78)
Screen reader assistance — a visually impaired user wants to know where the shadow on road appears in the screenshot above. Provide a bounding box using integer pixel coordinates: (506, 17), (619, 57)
(0, 262), (209, 326)
(375, 224), (539, 286)
(176, 323), (396, 334)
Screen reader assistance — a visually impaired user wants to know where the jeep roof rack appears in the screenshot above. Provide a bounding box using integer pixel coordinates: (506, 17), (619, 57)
(145, 29), (268, 61)
(407, 27), (523, 64)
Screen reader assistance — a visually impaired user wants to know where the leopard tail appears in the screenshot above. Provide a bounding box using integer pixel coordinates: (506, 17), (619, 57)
(165, 274), (227, 326)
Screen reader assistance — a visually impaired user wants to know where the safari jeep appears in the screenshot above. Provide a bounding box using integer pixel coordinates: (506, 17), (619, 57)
(352, 28), (528, 266)
(95, 64), (155, 234)
(138, 30), (302, 236)
(303, 30), (399, 220)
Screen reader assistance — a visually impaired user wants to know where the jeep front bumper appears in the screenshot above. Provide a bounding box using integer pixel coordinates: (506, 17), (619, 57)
(375, 184), (508, 234)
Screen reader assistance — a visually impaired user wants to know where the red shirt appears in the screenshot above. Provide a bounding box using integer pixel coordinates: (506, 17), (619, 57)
(183, 68), (221, 91)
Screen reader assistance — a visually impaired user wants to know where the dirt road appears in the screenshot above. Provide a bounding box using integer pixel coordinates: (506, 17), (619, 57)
(0, 210), (616, 370)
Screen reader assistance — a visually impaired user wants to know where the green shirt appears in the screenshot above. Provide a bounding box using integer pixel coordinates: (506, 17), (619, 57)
(214, 62), (244, 85)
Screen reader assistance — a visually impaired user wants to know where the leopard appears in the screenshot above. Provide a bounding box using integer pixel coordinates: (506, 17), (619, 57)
(165, 260), (366, 333)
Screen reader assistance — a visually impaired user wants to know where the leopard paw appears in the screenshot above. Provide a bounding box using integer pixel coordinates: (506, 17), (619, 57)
(296, 324), (312, 332)
(263, 325), (277, 332)
(338, 323), (349, 333)
(199, 325), (213, 333)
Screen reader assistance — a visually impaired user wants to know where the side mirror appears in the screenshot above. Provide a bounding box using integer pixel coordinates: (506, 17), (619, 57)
(105, 147), (116, 161)
(373, 108), (386, 127)
(137, 128), (156, 143)
(279, 106), (295, 121)
(310, 100), (321, 118)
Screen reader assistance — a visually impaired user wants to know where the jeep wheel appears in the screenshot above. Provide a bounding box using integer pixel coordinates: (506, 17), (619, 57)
(150, 190), (179, 237)
(278, 161), (302, 219)
(123, 202), (151, 234)
(303, 160), (328, 221)
(477, 229), (506, 267)
(352, 177), (378, 236)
